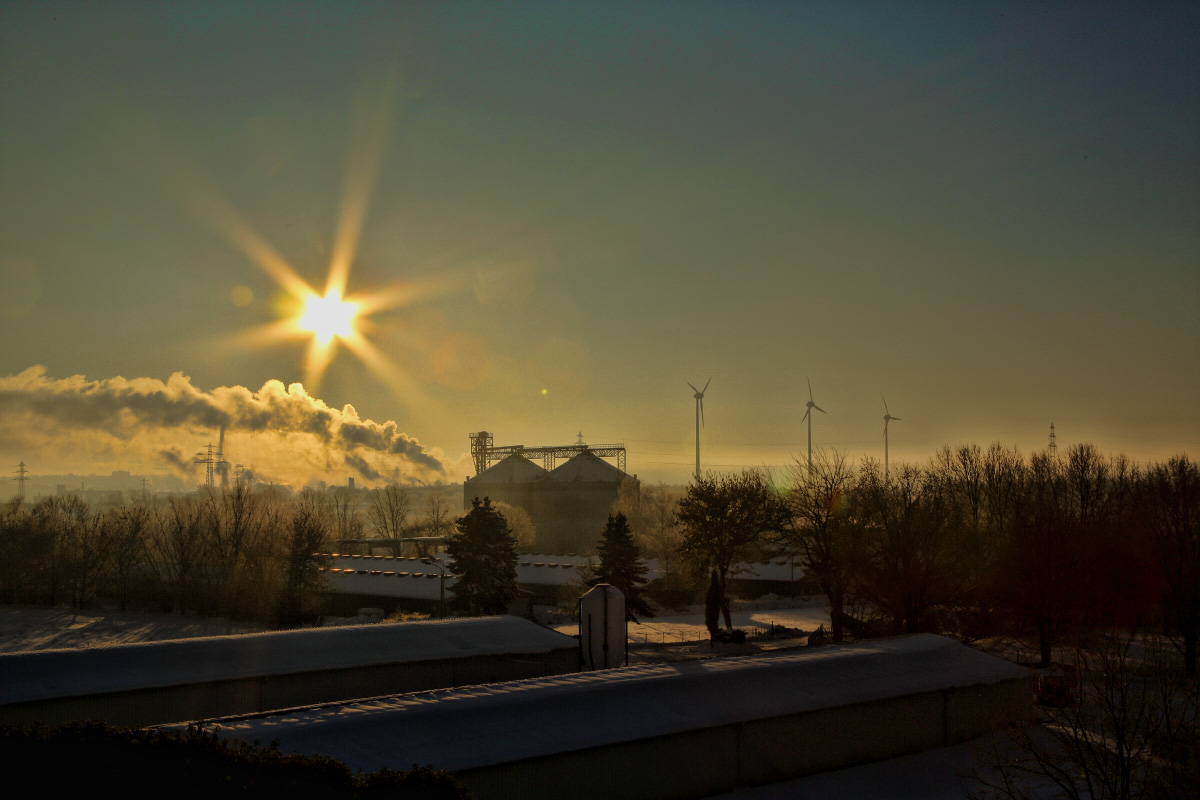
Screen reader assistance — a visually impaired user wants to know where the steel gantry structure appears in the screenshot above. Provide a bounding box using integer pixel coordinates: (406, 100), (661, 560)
(469, 431), (626, 475)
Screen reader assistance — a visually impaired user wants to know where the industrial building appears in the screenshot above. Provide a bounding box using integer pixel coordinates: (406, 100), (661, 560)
(0, 616), (578, 728)
(463, 431), (637, 553)
(210, 635), (1031, 800)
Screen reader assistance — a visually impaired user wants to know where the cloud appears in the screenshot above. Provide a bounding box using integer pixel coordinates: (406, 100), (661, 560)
(0, 366), (445, 486)
(158, 446), (192, 475)
(343, 452), (384, 482)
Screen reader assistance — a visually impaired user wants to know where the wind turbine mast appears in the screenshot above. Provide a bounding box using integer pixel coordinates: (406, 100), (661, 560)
(688, 378), (710, 481)
(883, 396), (901, 480)
(802, 378), (826, 474)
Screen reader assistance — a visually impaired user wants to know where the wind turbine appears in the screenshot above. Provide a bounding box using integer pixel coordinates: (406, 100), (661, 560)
(688, 378), (710, 480)
(802, 378), (826, 473)
(883, 396), (901, 480)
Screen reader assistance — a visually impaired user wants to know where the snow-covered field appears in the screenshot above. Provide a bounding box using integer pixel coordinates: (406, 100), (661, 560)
(0, 606), (267, 653)
(553, 597), (832, 645)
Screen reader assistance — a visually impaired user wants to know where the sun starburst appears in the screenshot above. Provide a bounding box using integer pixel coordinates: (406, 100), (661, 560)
(298, 291), (359, 346)
(185, 72), (461, 400)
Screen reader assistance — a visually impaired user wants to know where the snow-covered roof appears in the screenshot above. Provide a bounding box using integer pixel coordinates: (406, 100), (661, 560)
(548, 450), (626, 482)
(470, 454), (550, 483)
(731, 559), (805, 582)
(324, 554), (789, 591)
(519, 553), (594, 565)
(514, 557), (664, 585)
(0, 616), (576, 705)
(211, 635), (1028, 773)
(516, 560), (589, 586)
(325, 566), (456, 599)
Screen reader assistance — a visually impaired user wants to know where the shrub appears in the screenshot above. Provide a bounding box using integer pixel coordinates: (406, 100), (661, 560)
(0, 721), (473, 798)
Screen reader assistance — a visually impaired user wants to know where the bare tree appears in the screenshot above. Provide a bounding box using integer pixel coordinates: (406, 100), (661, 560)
(614, 480), (684, 567)
(57, 497), (111, 609)
(492, 501), (537, 551)
(277, 506), (331, 626)
(422, 491), (455, 538)
(856, 459), (961, 634)
(677, 470), (789, 630)
(974, 628), (1199, 799)
(204, 484), (277, 617)
(147, 496), (210, 614)
(105, 504), (152, 611)
(327, 486), (364, 542)
(931, 443), (1026, 641)
(1141, 455), (1200, 678)
(368, 484), (412, 540)
(779, 449), (860, 642)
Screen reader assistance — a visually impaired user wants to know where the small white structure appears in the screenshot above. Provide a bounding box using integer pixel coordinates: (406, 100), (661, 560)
(579, 583), (625, 669)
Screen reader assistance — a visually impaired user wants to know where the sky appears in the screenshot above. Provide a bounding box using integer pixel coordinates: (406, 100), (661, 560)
(1, 1), (1197, 491)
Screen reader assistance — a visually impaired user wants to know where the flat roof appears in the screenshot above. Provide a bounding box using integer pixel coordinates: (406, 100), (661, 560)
(0, 616), (577, 705)
(212, 635), (1028, 773)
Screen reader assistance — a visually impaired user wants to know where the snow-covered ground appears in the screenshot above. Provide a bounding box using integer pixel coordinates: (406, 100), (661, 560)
(704, 736), (995, 800)
(553, 597), (832, 645)
(0, 597), (830, 654)
(0, 606), (267, 653)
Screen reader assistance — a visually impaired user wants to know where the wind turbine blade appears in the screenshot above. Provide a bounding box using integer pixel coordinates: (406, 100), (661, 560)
(801, 407), (810, 423)
(688, 382), (699, 394)
(883, 395), (890, 415)
(813, 404), (826, 414)
(807, 377), (813, 402)
(892, 416), (901, 421)
(702, 377), (711, 394)
(700, 397), (705, 426)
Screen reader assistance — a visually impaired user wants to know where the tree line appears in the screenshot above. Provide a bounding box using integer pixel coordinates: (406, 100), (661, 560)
(0, 484), (454, 626)
(663, 443), (1198, 678)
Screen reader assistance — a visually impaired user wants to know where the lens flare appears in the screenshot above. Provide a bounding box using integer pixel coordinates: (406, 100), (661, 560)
(298, 292), (358, 345)
(178, 68), (473, 406)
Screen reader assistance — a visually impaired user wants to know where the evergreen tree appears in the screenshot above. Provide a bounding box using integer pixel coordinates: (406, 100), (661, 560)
(595, 513), (653, 621)
(447, 497), (519, 616)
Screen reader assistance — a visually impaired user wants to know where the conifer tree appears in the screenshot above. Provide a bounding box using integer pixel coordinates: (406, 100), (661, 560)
(595, 512), (653, 621)
(447, 497), (519, 616)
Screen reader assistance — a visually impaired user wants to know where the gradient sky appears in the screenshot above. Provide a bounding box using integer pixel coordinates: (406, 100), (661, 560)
(2, 2), (1197, 489)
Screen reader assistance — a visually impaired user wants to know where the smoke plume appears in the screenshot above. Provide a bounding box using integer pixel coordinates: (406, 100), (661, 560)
(0, 366), (446, 486)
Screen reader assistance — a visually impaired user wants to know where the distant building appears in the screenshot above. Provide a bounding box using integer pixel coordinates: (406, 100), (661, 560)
(464, 450), (636, 554)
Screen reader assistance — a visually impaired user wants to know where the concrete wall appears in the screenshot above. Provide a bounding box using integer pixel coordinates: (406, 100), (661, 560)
(456, 676), (1030, 800)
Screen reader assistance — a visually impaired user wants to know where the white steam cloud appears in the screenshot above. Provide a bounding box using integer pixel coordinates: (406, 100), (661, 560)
(0, 366), (446, 485)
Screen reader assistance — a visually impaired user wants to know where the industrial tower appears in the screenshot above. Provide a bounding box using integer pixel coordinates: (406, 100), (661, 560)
(12, 462), (28, 500)
(194, 444), (229, 490)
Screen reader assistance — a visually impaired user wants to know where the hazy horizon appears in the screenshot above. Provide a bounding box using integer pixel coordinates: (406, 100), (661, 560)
(3, 2), (1197, 489)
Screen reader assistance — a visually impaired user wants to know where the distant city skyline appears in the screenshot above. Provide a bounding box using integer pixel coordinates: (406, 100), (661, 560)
(2, 2), (1197, 487)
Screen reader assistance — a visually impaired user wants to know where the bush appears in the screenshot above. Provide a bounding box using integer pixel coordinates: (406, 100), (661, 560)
(0, 721), (473, 798)
(645, 572), (701, 612)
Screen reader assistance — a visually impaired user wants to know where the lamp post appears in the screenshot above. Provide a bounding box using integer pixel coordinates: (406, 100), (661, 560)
(421, 557), (446, 619)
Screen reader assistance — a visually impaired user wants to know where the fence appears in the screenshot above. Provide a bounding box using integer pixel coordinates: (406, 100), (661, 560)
(627, 621), (796, 648)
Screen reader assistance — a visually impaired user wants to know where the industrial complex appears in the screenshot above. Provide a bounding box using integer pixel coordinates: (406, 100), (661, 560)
(463, 431), (636, 554)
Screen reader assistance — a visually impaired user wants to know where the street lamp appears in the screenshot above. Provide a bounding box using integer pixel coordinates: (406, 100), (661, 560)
(421, 557), (446, 619)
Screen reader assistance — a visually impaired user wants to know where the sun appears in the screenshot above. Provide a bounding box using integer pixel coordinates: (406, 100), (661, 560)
(196, 70), (470, 402)
(297, 291), (359, 345)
